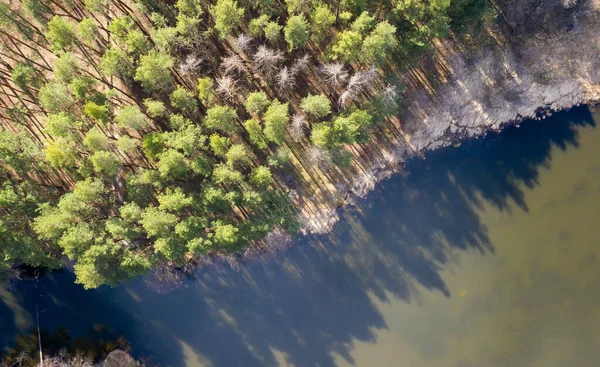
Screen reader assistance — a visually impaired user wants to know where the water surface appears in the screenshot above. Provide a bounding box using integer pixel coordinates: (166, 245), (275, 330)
(2, 106), (600, 366)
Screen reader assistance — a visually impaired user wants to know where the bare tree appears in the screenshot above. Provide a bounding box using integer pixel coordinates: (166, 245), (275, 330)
(216, 75), (238, 101)
(178, 54), (203, 78)
(252, 45), (284, 78)
(320, 62), (348, 88)
(339, 67), (378, 107)
(288, 113), (307, 142)
(382, 84), (399, 107)
(221, 54), (248, 75)
(305, 145), (331, 167)
(291, 54), (311, 74)
(276, 66), (296, 96)
(233, 33), (253, 53)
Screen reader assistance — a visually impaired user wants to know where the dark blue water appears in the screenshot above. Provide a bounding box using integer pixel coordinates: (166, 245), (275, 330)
(1, 106), (598, 366)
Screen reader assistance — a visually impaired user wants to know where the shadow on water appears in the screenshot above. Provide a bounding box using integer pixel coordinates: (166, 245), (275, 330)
(0, 107), (596, 366)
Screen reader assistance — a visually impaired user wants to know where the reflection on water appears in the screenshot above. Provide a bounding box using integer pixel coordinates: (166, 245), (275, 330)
(2, 106), (600, 366)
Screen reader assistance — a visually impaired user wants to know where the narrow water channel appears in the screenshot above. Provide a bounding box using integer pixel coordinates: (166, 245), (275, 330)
(2, 106), (600, 367)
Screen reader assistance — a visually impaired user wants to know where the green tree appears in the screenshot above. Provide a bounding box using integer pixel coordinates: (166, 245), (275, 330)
(249, 166), (272, 188)
(331, 30), (362, 62)
(45, 16), (77, 51)
(300, 94), (331, 120)
(249, 15), (269, 37)
(140, 206), (178, 237)
(226, 144), (251, 167)
(310, 123), (333, 148)
(144, 99), (167, 118)
(83, 101), (110, 122)
(263, 100), (289, 144)
(83, 126), (111, 151)
(284, 15), (309, 50)
(156, 149), (190, 180)
(212, 163), (243, 184)
(135, 50), (174, 92)
(39, 83), (74, 113)
(197, 77), (217, 106)
(45, 113), (74, 138)
(115, 105), (150, 131)
(245, 91), (271, 117)
(203, 105), (239, 132)
(362, 22), (398, 65)
(45, 138), (78, 168)
(264, 21), (282, 43)
(211, 0), (245, 39)
(157, 187), (194, 212)
(77, 18), (98, 45)
(53, 53), (79, 83)
(212, 220), (239, 247)
(100, 48), (134, 79)
(90, 151), (122, 177)
(170, 86), (199, 115)
(209, 133), (231, 156)
(117, 136), (138, 155)
(310, 5), (335, 42)
(351, 11), (375, 34)
(244, 119), (268, 149)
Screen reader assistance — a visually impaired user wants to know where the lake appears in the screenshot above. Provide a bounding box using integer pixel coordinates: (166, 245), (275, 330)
(2, 105), (600, 367)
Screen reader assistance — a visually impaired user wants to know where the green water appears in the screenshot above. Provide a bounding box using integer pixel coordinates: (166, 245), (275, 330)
(2, 106), (600, 366)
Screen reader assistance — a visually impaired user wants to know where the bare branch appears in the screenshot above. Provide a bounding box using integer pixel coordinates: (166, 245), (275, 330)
(305, 145), (331, 167)
(288, 113), (307, 142)
(320, 62), (348, 88)
(252, 45), (284, 78)
(233, 33), (253, 53)
(216, 75), (238, 101)
(276, 66), (296, 96)
(221, 54), (248, 75)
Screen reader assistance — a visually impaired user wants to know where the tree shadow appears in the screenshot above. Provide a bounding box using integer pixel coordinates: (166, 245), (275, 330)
(1, 107), (595, 366)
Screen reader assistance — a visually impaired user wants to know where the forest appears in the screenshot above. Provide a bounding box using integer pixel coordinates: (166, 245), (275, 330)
(0, 0), (489, 289)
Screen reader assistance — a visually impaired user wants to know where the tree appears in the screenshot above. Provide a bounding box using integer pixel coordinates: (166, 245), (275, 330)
(11, 63), (40, 90)
(135, 50), (174, 92)
(77, 18), (98, 45)
(45, 112), (74, 138)
(249, 166), (272, 188)
(53, 52), (79, 83)
(310, 5), (335, 42)
(90, 151), (122, 177)
(212, 163), (243, 184)
(100, 48), (134, 79)
(176, 0), (204, 17)
(226, 144), (251, 167)
(331, 30), (363, 62)
(157, 187), (194, 212)
(84, 101), (110, 122)
(144, 99), (167, 118)
(264, 21), (282, 43)
(284, 15), (309, 50)
(245, 91), (270, 117)
(170, 86), (199, 115)
(45, 139), (78, 168)
(140, 207), (178, 237)
(156, 149), (190, 180)
(209, 133), (231, 156)
(197, 77), (217, 106)
(244, 119), (268, 149)
(320, 63), (349, 87)
(203, 105), (239, 132)
(263, 100), (289, 144)
(310, 123), (333, 148)
(351, 11), (375, 34)
(39, 83), (74, 113)
(362, 22), (398, 65)
(115, 105), (150, 131)
(212, 220), (239, 247)
(45, 16), (77, 51)
(117, 136), (138, 155)
(211, 0), (245, 39)
(83, 126), (111, 151)
(288, 114), (307, 142)
(300, 94), (331, 120)
(249, 15), (269, 37)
